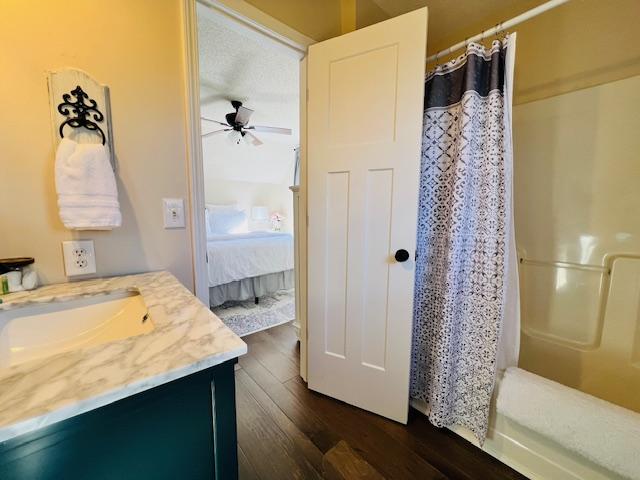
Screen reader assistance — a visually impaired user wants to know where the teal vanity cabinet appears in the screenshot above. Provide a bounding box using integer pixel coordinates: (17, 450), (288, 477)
(0, 359), (239, 480)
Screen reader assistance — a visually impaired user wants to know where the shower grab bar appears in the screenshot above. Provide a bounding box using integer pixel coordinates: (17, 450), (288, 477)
(519, 257), (608, 274)
(520, 254), (640, 351)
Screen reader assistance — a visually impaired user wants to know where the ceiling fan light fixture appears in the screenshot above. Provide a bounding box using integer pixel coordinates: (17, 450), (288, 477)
(235, 106), (254, 125)
(205, 100), (290, 146)
(226, 130), (242, 145)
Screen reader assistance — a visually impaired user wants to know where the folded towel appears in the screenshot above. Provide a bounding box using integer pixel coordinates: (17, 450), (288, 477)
(496, 367), (640, 480)
(55, 138), (121, 230)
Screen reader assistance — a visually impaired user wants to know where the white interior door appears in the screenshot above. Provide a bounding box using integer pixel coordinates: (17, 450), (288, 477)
(307, 8), (428, 423)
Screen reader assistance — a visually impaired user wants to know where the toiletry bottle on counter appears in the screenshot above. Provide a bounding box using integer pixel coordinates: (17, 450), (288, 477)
(21, 265), (38, 290)
(0, 274), (8, 295)
(5, 269), (24, 292)
(0, 257), (37, 293)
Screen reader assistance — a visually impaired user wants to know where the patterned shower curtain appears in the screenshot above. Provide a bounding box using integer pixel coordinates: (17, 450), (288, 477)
(410, 36), (519, 442)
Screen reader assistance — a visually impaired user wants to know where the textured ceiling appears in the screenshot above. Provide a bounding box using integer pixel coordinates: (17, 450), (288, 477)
(197, 4), (299, 184)
(197, 4), (299, 143)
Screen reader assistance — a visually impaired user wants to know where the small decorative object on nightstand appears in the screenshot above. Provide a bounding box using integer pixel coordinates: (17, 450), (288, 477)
(271, 212), (284, 232)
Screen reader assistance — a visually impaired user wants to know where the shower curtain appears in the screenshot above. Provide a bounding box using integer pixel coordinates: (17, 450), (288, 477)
(410, 35), (519, 442)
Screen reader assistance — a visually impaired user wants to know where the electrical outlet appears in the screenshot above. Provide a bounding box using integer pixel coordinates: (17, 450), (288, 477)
(62, 240), (97, 276)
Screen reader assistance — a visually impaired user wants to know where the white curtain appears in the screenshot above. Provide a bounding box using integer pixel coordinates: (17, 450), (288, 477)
(496, 34), (520, 373)
(410, 34), (519, 443)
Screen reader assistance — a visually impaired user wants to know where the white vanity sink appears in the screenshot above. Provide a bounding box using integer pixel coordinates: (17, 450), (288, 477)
(0, 291), (154, 368)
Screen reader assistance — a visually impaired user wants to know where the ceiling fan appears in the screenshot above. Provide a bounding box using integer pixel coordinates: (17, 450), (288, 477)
(201, 100), (292, 146)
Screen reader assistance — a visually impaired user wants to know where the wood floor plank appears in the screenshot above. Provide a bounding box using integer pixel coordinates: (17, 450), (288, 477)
(323, 440), (385, 480)
(242, 329), (267, 345)
(284, 376), (447, 479)
(234, 371), (323, 480)
(243, 338), (300, 384)
(238, 352), (341, 454)
(238, 445), (260, 480)
(245, 325), (300, 371)
(262, 323), (301, 367)
(235, 323), (525, 480)
(266, 322), (299, 346)
(369, 408), (527, 480)
(236, 368), (324, 473)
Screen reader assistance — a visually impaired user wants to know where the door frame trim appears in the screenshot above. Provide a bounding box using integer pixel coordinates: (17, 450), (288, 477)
(180, 0), (313, 305)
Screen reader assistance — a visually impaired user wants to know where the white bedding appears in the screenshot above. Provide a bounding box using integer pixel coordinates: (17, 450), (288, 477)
(207, 231), (294, 287)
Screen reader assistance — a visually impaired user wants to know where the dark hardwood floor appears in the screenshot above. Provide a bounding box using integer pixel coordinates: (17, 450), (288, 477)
(235, 322), (527, 480)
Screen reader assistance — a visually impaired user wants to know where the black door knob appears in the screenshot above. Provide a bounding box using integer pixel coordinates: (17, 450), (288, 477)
(394, 249), (410, 262)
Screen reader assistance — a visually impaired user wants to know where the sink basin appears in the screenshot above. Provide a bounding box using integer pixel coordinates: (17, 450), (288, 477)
(0, 291), (154, 368)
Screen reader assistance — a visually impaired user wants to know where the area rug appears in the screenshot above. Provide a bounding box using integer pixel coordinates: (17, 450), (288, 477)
(211, 289), (295, 337)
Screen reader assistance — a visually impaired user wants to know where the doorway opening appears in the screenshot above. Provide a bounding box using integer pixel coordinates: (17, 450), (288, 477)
(195, 3), (301, 340)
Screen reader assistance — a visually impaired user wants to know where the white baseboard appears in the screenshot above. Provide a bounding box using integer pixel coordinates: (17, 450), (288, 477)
(292, 320), (301, 339)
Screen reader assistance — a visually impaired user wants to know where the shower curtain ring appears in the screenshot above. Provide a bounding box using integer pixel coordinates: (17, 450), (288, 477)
(501, 26), (509, 42)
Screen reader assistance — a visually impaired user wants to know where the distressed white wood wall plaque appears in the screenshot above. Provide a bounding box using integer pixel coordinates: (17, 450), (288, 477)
(47, 68), (115, 168)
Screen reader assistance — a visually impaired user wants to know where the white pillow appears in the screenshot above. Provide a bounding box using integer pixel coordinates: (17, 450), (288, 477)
(205, 204), (247, 235)
(204, 208), (214, 238)
(206, 203), (240, 212)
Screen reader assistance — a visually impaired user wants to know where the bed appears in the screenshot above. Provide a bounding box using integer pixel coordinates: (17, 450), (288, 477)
(207, 231), (294, 307)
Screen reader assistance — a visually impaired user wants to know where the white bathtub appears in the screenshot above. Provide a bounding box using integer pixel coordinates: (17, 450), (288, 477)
(412, 383), (638, 480)
(412, 256), (640, 479)
(438, 72), (640, 480)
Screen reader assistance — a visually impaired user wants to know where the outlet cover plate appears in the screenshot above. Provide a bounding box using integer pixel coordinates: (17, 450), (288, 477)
(163, 198), (185, 229)
(62, 240), (97, 276)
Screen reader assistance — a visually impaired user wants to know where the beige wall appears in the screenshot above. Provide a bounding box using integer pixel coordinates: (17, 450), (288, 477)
(204, 179), (294, 233)
(355, 0), (389, 30)
(510, 0), (640, 104)
(217, 0), (378, 40)
(200, 131), (297, 235)
(0, 1), (193, 288)
(427, 0), (640, 104)
(244, 0), (343, 40)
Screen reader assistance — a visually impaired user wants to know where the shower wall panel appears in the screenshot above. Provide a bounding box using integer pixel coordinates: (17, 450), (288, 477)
(513, 74), (640, 411)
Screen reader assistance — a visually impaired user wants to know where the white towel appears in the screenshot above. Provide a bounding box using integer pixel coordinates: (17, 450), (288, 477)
(55, 138), (121, 230)
(496, 367), (640, 480)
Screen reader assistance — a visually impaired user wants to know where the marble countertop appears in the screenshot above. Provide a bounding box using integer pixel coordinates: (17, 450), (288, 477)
(0, 271), (247, 443)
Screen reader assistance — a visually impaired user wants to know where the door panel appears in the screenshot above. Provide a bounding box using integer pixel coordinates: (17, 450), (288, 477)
(328, 45), (399, 145)
(362, 168), (394, 370)
(325, 171), (350, 358)
(307, 8), (428, 423)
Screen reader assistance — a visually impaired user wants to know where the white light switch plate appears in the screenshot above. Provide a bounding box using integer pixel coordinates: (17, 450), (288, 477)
(163, 198), (185, 229)
(62, 240), (96, 276)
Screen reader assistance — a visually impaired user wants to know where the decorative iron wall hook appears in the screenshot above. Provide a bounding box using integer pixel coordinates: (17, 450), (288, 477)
(57, 85), (106, 145)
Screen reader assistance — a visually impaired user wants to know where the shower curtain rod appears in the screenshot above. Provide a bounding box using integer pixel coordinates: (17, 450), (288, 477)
(426, 0), (571, 63)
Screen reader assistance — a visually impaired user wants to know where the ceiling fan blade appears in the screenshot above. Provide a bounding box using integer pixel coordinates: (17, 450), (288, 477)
(202, 128), (231, 138)
(249, 126), (292, 135)
(201, 117), (230, 127)
(243, 131), (263, 146)
(234, 106), (254, 126)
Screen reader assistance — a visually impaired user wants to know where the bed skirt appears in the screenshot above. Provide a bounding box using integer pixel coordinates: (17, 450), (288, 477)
(209, 270), (294, 307)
